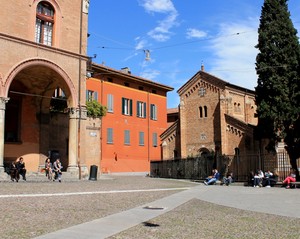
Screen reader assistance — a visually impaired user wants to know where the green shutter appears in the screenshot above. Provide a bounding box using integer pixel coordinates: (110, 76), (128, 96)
(94, 91), (98, 101)
(86, 90), (89, 102)
(143, 102), (146, 118)
(129, 99), (133, 116)
(107, 128), (113, 144)
(122, 98), (125, 115)
(137, 101), (140, 117)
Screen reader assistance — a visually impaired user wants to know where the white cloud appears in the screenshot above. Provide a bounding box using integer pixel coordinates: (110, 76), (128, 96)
(135, 39), (148, 50)
(139, 0), (176, 13)
(123, 52), (139, 62)
(140, 69), (161, 79)
(186, 28), (207, 39)
(139, 0), (179, 42)
(147, 12), (178, 42)
(208, 19), (259, 90)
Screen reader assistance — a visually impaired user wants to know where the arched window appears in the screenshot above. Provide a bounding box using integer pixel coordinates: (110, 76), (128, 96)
(199, 106), (203, 118)
(35, 2), (54, 46)
(204, 106), (208, 117)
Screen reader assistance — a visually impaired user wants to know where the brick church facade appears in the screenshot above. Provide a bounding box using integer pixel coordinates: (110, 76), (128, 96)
(161, 66), (259, 169)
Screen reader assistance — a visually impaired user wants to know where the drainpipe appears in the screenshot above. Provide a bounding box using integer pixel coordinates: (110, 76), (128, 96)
(147, 91), (150, 162)
(77, 0), (84, 179)
(100, 78), (104, 174)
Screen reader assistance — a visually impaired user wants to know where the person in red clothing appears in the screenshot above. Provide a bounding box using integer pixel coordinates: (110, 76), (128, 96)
(282, 168), (296, 189)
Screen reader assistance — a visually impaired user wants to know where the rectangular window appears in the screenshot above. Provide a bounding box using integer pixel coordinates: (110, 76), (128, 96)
(35, 2), (54, 46)
(43, 22), (53, 46)
(139, 132), (145, 146)
(35, 20), (53, 46)
(137, 101), (146, 118)
(35, 19), (42, 43)
(122, 98), (133, 116)
(124, 130), (130, 145)
(150, 104), (157, 120)
(86, 90), (98, 102)
(152, 132), (158, 147)
(107, 128), (113, 144)
(107, 94), (114, 113)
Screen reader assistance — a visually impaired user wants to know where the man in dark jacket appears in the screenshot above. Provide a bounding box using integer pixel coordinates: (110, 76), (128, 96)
(16, 157), (26, 181)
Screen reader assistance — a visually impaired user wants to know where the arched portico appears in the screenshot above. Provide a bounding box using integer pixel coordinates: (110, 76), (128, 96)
(0, 58), (82, 176)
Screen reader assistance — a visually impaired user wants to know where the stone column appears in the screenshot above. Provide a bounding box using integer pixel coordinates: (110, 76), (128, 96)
(0, 97), (9, 174)
(67, 107), (79, 174)
(276, 140), (290, 170)
(78, 106), (88, 179)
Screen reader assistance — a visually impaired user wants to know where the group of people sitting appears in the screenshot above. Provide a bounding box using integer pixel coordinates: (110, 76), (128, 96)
(203, 169), (234, 186)
(204, 168), (298, 189)
(250, 168), (297, 189)
(9, 157), (63, 182)
(249, 169), (278, 188)
(45, 158), (63, 182)
(10, 157), (26, 182)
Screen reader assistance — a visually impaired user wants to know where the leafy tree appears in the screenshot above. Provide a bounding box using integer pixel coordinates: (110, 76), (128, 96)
(255, 0), (300, 172)
(86, 100), (107, 118)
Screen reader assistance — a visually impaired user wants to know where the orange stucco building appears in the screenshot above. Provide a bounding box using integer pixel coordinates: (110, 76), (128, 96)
(87, 64), (173, 174)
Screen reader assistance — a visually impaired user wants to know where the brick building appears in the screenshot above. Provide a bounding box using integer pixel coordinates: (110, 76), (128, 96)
(161, 66), (258, 169)
(0, 0), (90, 177)
(87, 64), (173, 174)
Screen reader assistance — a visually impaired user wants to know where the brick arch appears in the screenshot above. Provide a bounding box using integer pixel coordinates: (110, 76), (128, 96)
(29, 0), (62, 15)
(3, 58), (77, 107)
(198, 147), (210, 155)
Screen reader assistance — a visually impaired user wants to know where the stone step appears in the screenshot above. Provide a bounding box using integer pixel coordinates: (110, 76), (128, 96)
(0, 171), (81, 182)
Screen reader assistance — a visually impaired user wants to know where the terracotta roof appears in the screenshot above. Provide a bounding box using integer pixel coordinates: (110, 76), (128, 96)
(167, 108), (179, 114)
(177, 70), (255, 96)
(91, 63), (174, 92)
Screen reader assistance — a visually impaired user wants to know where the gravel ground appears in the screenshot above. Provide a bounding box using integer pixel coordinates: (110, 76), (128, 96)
(1, 176), (299, 239)
(109, 199), (300, 239)
(0, 176), (195, 239)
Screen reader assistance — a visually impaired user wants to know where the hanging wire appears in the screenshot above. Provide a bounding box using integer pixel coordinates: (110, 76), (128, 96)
(9, 91), (67, 100)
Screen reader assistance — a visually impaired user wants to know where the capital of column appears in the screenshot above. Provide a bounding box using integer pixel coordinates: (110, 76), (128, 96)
(69, 107), (87, 120)
(0, 97), (9, 110)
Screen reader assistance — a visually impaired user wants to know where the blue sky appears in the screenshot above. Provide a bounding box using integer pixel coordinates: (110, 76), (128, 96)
(87, 0), (300, 108)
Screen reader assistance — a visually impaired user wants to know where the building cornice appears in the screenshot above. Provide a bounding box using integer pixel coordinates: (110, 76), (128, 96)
(0, 32), (89, 61)
(177, 70), (255, 96)
(91, 63), (174, 92)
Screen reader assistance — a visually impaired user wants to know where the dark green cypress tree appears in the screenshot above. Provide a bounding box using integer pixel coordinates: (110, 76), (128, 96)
(255, 0), (300, 171)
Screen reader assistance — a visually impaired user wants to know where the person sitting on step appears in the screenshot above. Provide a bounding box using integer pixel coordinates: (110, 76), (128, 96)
(204, 169), (220, 185)
(282, 168), (296, 189)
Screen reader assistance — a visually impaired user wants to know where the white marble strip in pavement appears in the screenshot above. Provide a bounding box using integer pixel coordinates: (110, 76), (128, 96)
(0, 187), (191, 198)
